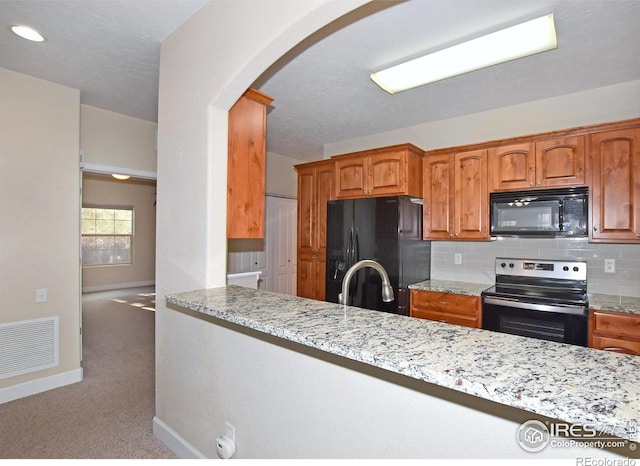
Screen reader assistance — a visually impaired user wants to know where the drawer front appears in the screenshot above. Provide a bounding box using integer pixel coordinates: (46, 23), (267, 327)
(591, 310), (640, 340)
(410, 290), (479, 317)
(590, 335), (640, 356)
(410, 308), (479, 328)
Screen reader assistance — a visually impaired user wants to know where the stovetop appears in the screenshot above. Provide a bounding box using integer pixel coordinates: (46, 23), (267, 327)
(482, 257), (588, 306)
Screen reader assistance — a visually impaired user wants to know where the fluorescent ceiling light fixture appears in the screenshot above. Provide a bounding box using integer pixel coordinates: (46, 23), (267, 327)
(111, 174), (131, 181)
(10, 25), (46, 42)
(371, 13), (557, 94)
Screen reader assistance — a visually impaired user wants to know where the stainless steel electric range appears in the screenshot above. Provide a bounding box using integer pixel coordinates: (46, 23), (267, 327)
(481, 257), (589, 346)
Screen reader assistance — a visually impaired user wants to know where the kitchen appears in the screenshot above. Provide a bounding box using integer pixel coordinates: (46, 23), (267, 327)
(156, 0), (640, 460)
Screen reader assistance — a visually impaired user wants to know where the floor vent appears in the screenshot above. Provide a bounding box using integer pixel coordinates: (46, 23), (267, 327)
(0, 317), (59, 380)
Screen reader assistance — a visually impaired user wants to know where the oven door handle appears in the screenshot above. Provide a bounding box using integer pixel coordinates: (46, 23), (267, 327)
(482, 297), (587, 315)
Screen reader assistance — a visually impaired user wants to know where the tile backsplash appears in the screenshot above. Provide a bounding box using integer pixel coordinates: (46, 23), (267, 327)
(430, 238), (640, 297)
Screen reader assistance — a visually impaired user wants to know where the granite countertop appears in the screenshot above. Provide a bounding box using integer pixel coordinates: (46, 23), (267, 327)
(166, 286), (640, 444)
(410, 279), (640, 315)
(408, 279), (492, 296)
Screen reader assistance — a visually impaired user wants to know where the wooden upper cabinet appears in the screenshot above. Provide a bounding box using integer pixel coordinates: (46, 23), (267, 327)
(423, 149), (489, 240)
(489, 143), (534, 191)
(535, 136), (586, 187)
(423, 154), (453, 239)
(333, 144), (423, 199)
(590, 127), (640, 243)
(489, 137), (585, 191)
(455, 149), (489, 239)
(227, 88), (274, 238)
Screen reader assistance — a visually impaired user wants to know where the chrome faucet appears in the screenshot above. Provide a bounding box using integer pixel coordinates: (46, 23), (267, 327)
(338, 259), (394, 306)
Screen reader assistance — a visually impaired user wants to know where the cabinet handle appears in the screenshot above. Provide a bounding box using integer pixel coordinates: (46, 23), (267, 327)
(636, 233), (640, 238)
(593, 225), (598, 232)
(530, 182), (534, 187)
(437, 301), (449, 305)
(537, 181), (542, 186)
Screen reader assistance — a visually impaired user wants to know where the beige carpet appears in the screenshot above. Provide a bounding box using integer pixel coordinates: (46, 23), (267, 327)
(0, 287), (176, 459)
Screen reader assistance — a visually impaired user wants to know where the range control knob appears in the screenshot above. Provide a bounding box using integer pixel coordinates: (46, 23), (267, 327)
(573, 266), (579, 272)
(509, 263), (515, 268)
(500, 262), (507, 268)
(563, 266), (569, 272)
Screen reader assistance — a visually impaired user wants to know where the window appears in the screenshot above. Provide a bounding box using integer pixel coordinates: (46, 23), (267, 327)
(82, 207), (133, 266)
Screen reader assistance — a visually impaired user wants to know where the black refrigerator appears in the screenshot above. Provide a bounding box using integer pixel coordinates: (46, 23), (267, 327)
(325, 196), (431, 315)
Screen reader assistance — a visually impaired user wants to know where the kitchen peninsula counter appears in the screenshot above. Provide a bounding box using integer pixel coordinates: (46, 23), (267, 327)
(166, 285), (640, 446)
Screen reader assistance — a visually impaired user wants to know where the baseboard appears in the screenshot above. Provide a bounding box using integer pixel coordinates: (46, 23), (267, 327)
(82, 280), (155, 293)
(0, 367), (83, 404)
(153, 416), (207, 459)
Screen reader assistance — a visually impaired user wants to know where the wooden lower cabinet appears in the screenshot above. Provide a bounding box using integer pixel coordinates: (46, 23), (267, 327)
(410, 290), (481, 328)
(589, 309), (640, 356)
(297, 250), (326, 301)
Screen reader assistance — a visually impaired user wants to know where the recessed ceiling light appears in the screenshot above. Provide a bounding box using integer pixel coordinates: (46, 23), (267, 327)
(10, 24), (46, 42)
(371, 13), (557, 94)
(111, 174), (131, 181)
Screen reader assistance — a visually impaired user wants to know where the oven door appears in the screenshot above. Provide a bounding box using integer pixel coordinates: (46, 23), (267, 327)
(482, 296), (588, 346)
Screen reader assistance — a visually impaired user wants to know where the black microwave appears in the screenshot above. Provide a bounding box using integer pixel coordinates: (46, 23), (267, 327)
(490, 187), (588, 237)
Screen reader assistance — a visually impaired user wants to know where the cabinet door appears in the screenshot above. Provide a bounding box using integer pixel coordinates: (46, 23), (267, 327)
(334, 156), (367, 198)
(297, 250), (316, 299)
(368, 151), (405, 196)
(590, 128), (640, 242)
(423, 154), (453, 240)
(227, 89), (273, 238)
(489, 143), (534, 191)
(454, 149), (489, 240)
(297, 166), (315, 252)
(314, 163), (333, 252)
(535, 136), (585, 188)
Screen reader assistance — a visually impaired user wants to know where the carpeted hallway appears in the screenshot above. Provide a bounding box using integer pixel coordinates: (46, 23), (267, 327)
(0, 287), (175, 459)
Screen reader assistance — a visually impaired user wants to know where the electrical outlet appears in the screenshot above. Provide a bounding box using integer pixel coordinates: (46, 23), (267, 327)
(604, 259), (616, 273)
(36, 288), (47, 303)
(454, 253), (462, 265)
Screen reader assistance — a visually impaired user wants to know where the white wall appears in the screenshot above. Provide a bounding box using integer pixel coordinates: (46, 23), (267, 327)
(80, 104), (157, 174)
(0, 67), (82, 394)
(266, 151), (298, 198)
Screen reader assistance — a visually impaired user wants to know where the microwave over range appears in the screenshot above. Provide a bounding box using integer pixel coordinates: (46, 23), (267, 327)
(490, 186), (588, 237)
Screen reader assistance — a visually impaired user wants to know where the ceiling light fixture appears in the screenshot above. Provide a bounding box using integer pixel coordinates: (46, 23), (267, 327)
(10, 25), (46, 42)
(371, 13), (557, 94)
(111, 174), (131, 181)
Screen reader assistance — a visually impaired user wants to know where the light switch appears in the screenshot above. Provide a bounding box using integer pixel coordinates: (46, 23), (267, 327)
(454, 253), (462, 265)
(36, 288), (48, 303)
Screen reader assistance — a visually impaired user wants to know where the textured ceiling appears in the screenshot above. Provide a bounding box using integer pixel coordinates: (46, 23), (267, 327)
(254, 0), (640, 160)
(0, 0), (208, 122)
(1, 1), (639, 162)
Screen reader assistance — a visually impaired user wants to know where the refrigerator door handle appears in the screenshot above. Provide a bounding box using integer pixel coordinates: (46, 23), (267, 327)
(354, 227), (360, 263)
(347, 227), (354, 267)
